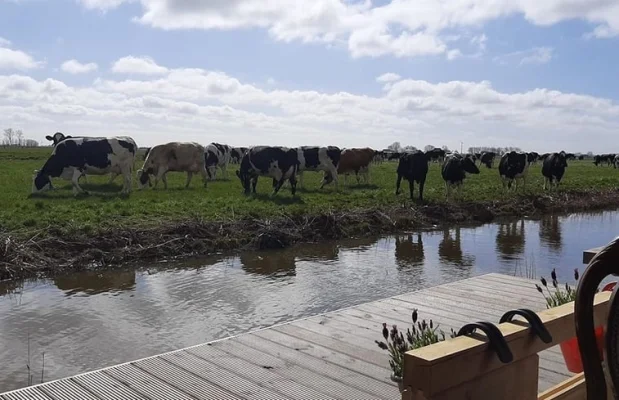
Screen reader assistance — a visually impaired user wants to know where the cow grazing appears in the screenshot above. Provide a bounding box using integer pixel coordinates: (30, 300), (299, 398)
(395, 151), (429, 202)
(204, 143), (232, 179)
(499, 151), (529, 191)
(542, 152), (568, 189)
(479, 151), (496, 168)
(425, 148), (446, 163)
(32, 136), (137, 195)
(137, 142), (208, 190)
(441, 154), (480, 196)
(236, 146), (299, 196)
(296, 146), (341, 189)
(322, 147), (375, 186)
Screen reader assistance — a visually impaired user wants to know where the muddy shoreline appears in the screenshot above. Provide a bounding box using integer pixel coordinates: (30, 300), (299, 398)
(2, 188), (618, 281)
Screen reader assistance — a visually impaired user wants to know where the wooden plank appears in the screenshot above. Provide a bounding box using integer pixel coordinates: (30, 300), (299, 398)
(104, 364), (196, 400)
(158, 351), (287, 400)
(2, 387), (53, 400)
(583, 246), (603, 264)
(234, 330), (397, 399)
(294, 316), (390, 352)
(71, 372), (146, 400)
(209, 339), (388, 400)
(539, 373), (586, 400)
(37, 380), (100, 400)
(403, 290), (611, 397)
(186, 344), (335, 400)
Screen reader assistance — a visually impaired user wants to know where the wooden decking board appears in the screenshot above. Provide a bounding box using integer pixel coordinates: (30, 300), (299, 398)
(1, 274), (574, 400)
(159, 351), (288, 400)
(70, 372), (146, 400)
(234, 332), (396, 399)
(480, 273), (545, 287)
(103, 364), (196, 400)
(1, 387), (52, 400)
(186, 343), (335, 400)
(37, 380), (101, 400)
(208, 340), (389, 400)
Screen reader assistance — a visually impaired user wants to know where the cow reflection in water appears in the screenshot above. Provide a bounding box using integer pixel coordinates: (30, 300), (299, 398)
(539, 214), (562, 252)
(54, 270), (136, 296)
(395, 234), (425, 269)
(438, 227), (475, 268)
(495, 220), (526, 261)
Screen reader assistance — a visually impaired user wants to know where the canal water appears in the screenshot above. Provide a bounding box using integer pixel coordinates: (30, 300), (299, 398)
(1, 209), (618, 392)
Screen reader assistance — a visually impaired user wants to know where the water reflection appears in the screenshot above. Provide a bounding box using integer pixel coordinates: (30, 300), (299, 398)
(495, 220), (526, 260)
(395, 234), (425, 269)
(438, 227), (475, 267)
(239, 250), (296, 277)
(539, 215), (562, 252)
(54, 270), (136, 295)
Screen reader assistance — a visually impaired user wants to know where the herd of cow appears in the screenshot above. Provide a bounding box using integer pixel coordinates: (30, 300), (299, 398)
(30, 132), (576, 201)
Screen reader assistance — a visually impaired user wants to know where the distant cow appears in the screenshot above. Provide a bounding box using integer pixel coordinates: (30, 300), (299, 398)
(578, 155), (584, 161)
(45, 132), (73, 146)
(426, 148), (446, 163)
(236, 146), (299, 196)
(542, 152), (568, 190)
(395, 151), (429, 202)
(230, 147), (248, 164)
(296, 146), (341, 188)
(540, 153), (551, 161)
(527, 152), (539, 164)
(499, 151), (529, 190)
(32, 136), (137, 195)
(204, 143), (232, 179)
(137, 142), (208, 190)
(322, 147), (375, 186)
(479, 152), (496, 168)
(441, 154), (480, 196)
(614, 155), (619, 169)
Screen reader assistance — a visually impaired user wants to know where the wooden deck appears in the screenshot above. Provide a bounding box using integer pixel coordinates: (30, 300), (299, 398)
(1, 273), (573, 400)
(583, 246), (602, 264)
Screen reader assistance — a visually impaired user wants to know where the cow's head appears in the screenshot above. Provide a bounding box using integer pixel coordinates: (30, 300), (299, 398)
(32, 170), (52, 193)
(462, 156), (480, 174)
(136, 168), (152, 189)
(557, 152), (568, 168)
(45, 132), (67, 146)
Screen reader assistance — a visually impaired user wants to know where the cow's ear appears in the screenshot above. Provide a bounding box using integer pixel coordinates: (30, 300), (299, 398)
(45, 136), (53, 141)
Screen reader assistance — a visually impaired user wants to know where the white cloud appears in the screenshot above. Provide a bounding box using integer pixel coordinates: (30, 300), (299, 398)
(0, 37), (11, 47)
(447, 49), (463, 60)
(61, 59), (98, 74)
(111, 56), (169, 75)
(74, 0), (619, 60)
(0, 47), (43, 70)
(2, 56), (619, 153)
(494, 47), (554, 66)
(376, 73), (401, 83)
(585, 24), (619, 39)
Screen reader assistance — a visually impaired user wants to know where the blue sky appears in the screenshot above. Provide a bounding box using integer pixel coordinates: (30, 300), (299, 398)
(1, 0), (619, 152)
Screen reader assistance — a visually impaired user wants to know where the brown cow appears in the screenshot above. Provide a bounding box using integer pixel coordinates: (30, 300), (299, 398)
(322, 147), (375, 186)
(137, 142), (208, 189)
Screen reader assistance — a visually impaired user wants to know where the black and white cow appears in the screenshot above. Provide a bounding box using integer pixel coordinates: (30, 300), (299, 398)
(425, 148), (446, 163)
(236, 146), (299, 196)
(295, 146), (340, 189)
(498, 151), (529, 191)
(32, 136), (137, 195)
(613, 155), (619, 169)
(395, 151), (429, 202)
(479, 151), (496, 168)
(527, 152), (539, 165)
(230, 147), (248, 164)
(45, 132), (73, 146)
(542, 152), (568, 190)
(441, 154), (480, 196)
(204, 143), (232, 180)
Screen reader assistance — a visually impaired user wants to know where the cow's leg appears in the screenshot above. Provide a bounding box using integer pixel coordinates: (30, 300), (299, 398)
(71, 169), (87, 195)
(418, 178), (425, 202)
(289, 174), (298, 196)
(298, 171), (304, 188)
(200, 166), (208, 188)
(251, 176), (258, 193)
(120, 165), (132, 194)
(395, 174), (403, 195)
(409, 180), (414, 200)
(161, 173), (169, 189)
(185, 171), (193, 188)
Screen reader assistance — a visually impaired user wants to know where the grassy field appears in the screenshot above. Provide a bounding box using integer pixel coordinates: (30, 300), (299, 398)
(1, 146), (618, 235)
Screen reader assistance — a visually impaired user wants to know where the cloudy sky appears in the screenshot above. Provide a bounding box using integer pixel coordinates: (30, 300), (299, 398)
(1, 0), (619, 152)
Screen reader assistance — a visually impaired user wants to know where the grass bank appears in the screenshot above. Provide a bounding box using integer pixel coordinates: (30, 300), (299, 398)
(1, 147), (618, 280)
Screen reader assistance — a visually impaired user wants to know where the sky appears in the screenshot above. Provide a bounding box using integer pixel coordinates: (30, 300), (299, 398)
(1, 0), (619, 153)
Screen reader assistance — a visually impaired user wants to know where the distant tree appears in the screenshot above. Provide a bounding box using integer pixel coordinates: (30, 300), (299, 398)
(587, 151), (594, 157)
(387, 142), (402, 152)
(3, 128), (14, 146)
(424, 145), (435, 152)
(15, 129), (23, 146)
(403, 145), (418, 152)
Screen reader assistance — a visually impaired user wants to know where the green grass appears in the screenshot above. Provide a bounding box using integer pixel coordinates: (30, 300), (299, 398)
(1, 147), (618, 234)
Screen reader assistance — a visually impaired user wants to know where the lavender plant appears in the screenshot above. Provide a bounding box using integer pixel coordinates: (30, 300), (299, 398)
(375, 309), (457, 380)
(535, 268), (597, 308)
